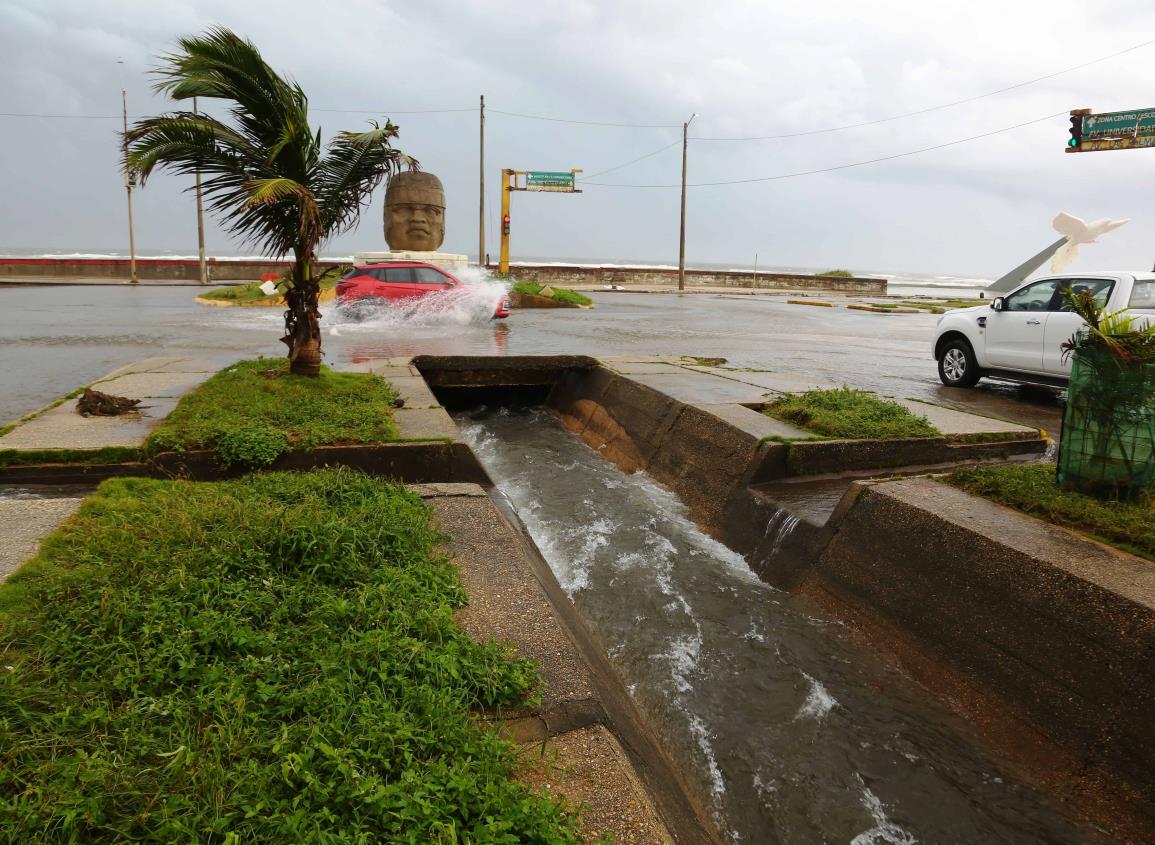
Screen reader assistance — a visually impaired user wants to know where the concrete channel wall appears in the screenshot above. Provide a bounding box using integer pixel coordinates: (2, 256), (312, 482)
(809, 478), (1155, 825)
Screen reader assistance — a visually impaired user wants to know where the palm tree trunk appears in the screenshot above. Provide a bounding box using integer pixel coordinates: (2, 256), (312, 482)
(283, 248), (322, 376)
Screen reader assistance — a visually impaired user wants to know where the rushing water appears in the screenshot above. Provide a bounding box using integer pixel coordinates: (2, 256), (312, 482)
(457, 405), (1108, 844)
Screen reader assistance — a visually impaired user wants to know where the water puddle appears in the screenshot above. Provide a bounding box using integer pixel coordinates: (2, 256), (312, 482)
(457, 405), (1108, 844)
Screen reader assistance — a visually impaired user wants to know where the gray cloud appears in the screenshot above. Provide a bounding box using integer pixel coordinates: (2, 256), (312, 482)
(3, 0), (1155, 276)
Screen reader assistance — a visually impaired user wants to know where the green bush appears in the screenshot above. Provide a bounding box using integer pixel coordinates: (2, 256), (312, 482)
(818, 269), (854, 278)
(764, 387), (939, 440)
(145, 358), (398, 466)
(0, 469), (582, 842)
(509, 281), (592, 307)
(949, 462), (1154, 560)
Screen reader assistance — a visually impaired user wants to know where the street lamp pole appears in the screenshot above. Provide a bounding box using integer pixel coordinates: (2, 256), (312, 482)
(194, 96), (208, 284)
(479, 94), (486, 269)
(678, 112), (696, 292)
(122, 89), (138, 284)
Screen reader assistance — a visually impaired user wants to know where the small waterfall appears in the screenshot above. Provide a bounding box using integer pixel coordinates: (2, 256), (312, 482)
(762, 508), (801, 559)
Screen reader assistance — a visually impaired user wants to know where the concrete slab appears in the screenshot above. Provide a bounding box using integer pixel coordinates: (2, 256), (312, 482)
(0, 396), (178, 450)
(421, 489), (597, 709)
(627, 372), (768, 405)
(516, 724), (674, 845)
(387, 375), (442, 409)
(91, 371), (211, 399)
(0, 497), (83, 583)
(100, 355), (225, 377)
(685, 366), (837, 395)
(697, 403), (818, 441)
(896, 399), (1038, 438)
(393, 407), (460, 441)
(605, 361), (694, 375)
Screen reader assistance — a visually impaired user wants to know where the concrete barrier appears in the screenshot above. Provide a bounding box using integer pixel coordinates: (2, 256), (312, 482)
(490, 263), (887, 294)
(808, 477), (1155, 832)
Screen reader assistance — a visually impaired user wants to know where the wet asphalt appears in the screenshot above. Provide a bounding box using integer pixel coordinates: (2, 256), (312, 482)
(0, 284), (1064, 431)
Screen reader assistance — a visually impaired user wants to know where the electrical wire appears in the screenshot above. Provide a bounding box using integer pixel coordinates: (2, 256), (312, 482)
(585, 111), (1067, 188)
(693, 37), (1155, 141)
(487, 108), (680, 128)
(579, 140), (682, 181)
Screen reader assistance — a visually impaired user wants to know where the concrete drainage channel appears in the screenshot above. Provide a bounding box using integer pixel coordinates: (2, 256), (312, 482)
(416, 354), (1152, 844)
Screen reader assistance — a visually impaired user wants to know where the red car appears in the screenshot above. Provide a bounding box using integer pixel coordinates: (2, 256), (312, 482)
(335, 262), (510, 318)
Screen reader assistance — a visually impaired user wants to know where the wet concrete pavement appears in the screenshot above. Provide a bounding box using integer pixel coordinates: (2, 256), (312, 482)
(0, 284), (1065, 434)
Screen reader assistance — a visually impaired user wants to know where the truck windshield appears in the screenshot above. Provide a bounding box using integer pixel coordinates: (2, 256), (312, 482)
(1129, 280), (1155, 310)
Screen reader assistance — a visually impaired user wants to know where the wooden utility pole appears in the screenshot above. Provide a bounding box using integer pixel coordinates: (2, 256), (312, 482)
(122, 90), (139, 283)
(193, 97), (208, 284)
(499, 168), (511, 274)
(479, 95), (486, 269)
(678, 113), (696, 292)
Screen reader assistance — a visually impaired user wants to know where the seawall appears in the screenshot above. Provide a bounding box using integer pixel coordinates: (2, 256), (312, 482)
(491, 263), (887, 294)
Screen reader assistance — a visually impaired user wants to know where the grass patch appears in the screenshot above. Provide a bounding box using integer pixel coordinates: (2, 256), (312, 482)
(949, 462), (1154, 561)
(200, 269), (344, 304)
(764, 387), (940, 440)
(818, 269), (854, 278)
(0, 469), (582, 841)
(510, 281), (592, 307)
(145, 358), (398, 466)
(0, 446), (141, 467)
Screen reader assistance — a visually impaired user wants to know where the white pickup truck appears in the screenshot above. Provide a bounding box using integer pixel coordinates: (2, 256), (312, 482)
(933, 271), (1155, 388)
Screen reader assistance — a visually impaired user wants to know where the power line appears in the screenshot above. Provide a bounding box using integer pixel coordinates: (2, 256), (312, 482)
(693, 37), (1155, 141)
(580, 140), (682, 181)
(487, 108), (680, 128)
(585, 111), (1066, 188)
(312, 107), (476, 115)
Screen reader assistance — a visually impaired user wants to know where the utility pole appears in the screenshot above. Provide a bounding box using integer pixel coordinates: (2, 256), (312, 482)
(479, 94), (486, 269)
(122, 90), (139, 283)
(678, 113), (696, 292)
(193, 97), (208, 284)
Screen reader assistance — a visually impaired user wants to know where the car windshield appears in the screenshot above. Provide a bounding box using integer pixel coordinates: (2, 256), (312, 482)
(1129, 279), (1155, 310)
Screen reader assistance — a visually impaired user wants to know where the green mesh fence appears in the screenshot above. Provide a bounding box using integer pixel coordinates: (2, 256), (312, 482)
(1057, 348), (1155, 499)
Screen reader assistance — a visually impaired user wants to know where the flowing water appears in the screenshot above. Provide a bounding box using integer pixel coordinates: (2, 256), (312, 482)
(458, 405), (1109, 845)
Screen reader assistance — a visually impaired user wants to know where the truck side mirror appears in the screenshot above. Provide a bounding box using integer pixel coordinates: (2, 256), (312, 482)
(991, 297), (1005, 312)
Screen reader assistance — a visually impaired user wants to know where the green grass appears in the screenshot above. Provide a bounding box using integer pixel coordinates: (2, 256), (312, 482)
(764, 387), (940, 440)
(200, 269), (345, 304)
(510, 281), (592, 307)
(0, 469), (583, 842)
(145, 358), (398, 466)
(0, 446), (141, 467)
(949, 462), (1154, 561)
(818, 269), (854, 278)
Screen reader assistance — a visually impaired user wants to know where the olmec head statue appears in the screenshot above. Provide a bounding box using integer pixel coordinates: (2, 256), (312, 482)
(384, 171), (445, 251)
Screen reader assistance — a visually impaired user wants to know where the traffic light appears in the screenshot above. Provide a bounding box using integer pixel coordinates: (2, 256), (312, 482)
(1068, 115), (1083, 149)
(502, 214), (510, 235)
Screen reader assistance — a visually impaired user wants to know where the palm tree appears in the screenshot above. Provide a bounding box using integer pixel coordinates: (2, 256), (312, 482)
(125, 27), (413, 375)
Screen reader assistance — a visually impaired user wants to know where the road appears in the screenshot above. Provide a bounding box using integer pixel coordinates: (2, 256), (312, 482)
(0, 284), (1064, 433)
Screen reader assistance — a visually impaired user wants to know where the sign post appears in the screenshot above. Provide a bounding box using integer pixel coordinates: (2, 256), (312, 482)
(499, 169), (582, 274)
(1067, 107), (1155, 153)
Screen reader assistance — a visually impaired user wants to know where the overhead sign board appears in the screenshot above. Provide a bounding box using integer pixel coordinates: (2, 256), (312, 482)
(1068, 107), (1155, 153)
(1082, 108), (1155, 139)
(525, 171), (578, 192)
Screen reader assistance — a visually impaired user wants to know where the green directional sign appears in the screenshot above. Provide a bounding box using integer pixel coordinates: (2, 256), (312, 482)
(525, 171), (576, 191)
(1083, 108), (1155, 138)
(1068, 107), (1155, 153)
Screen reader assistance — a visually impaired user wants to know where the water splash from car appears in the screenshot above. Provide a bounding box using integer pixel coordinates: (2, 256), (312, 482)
(327, 266), (509, 334)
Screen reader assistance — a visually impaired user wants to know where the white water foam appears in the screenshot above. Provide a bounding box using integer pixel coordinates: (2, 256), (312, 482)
(850, 782), (918, 845)
(795, 671), (839, 721)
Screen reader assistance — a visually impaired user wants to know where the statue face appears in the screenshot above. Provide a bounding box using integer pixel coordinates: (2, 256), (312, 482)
(385, 187), (445, 251)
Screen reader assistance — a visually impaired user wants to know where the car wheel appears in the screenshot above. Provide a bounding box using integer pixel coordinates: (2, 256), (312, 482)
(938, 339), (981, 388)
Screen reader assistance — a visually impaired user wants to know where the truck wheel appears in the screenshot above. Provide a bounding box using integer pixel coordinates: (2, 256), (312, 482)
(938, 339), (981, 387)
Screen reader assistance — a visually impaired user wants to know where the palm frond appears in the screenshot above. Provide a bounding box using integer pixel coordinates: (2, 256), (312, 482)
(314, 121), (415, 240)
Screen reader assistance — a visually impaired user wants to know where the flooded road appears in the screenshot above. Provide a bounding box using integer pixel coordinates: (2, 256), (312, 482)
(0, 283), (1062, 434)
(459, 406), (1107, 844)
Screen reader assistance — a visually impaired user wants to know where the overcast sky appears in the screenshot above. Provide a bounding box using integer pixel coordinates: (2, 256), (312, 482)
(3, 0), (1155, 277)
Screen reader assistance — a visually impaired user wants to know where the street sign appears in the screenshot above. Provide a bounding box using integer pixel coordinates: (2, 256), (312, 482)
(1067, 107), (1155, 153)
(525, 171), (578, 192)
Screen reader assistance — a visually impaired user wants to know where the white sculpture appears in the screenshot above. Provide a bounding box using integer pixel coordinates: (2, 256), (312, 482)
(1049, 212), (1130, 273)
